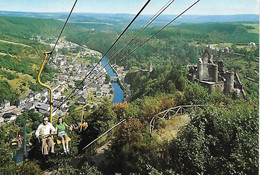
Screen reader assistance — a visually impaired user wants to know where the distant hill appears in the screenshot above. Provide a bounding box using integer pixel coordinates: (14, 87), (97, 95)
(0, 15), (83, 43)
(0, 11), (258, 32)
(176, 22), (259, 44)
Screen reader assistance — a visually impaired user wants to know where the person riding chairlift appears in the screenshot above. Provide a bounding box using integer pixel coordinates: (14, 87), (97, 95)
(35, 117), (56, 155)
(56, 117), (71, 154)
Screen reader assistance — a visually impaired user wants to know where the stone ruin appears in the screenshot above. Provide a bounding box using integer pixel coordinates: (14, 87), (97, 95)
(187, 49), (246, 99)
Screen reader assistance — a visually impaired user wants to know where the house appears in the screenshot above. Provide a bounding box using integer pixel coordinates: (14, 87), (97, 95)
(27, 93), (35, 102)
(0, 100), (11, 110)
(18, 98), (27, 106)
(88, 83), (100, 92)
(2, 108), (21, 123)
(76, 90), (87, 99)
(41, 96), (48, 103)
(2, 113), (13, 123)
(0, 116), (4, 124)
(12, 109), (22, 116)
(57, 60), (66, 66)
(77, 96), (86, 104)
(24, 102), (35, 111)
(35, 103), (50, 115)
(53, 89), (62, 99)
(96, 91), (103, 98)
(53, 100), (66, 109)
(68, 81), (75, 88)
(100, 85), (110, 94)
(55, 109), (66, 117)
(41, 90), (49, 97)
(248, 42), (256, 47)
(0, 100), (16, 116)
(34, 92), (41, 99)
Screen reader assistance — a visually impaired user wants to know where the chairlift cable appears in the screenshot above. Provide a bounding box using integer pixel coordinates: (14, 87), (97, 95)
(79, 0), (151, 85)
(119, 0), (201, 62)
(53, 0), (151, 112)
(100, 0), (176, 77)
(50, 0), (78, 55)
(53, 0), (173, 112)
(54, 0), (200, 113)
(82, 119), (126, 150)
(108, 0), (175, 63)
(85, 0), (201, 87)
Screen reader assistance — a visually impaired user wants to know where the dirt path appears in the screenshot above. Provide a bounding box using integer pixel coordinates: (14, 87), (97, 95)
(0, 39), (32, 48)
(0, 52), (17, 58)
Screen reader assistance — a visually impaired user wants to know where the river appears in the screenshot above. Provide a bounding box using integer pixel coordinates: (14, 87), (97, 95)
(101, 56), (124, 104)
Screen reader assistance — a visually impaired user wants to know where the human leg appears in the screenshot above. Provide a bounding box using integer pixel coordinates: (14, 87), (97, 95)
(47, 137), (54, 153)
(42, 138), (48, 155)
(60, 135), (67, 153)
(64, 135), (69, 153)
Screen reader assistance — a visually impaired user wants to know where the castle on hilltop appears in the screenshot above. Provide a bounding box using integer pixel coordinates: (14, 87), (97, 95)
(187, 49), (246, 99)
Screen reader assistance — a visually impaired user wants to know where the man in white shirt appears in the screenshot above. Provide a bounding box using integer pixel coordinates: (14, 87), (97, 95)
(35, 117), (56, 155)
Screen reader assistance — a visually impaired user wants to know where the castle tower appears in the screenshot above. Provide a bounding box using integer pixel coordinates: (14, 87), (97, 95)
(202, 49), (210, 63)
(217, 60), (224, 74)
(197, 58), (204, 80)
(225, 71), (234, 92)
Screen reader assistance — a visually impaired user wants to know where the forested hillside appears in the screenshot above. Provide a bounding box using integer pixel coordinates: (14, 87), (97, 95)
(175, 22), (259, 43)
(0, 16), (85, 103)
(0, 16), (84, 42)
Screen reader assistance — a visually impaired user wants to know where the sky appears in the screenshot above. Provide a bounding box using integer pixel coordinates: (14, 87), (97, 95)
(0, 0), (259, 15)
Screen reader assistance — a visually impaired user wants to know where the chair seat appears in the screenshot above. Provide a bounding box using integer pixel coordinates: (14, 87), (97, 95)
(57, 136), (71, 144)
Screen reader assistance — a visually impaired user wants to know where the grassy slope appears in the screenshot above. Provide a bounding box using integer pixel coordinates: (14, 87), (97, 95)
(242, 23), (259, 34)
(152, 114), (190, 143)
(0, 69), (35, 98)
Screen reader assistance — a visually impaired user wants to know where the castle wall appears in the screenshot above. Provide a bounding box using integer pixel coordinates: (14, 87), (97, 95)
(198, 62), (218, 82)
(208, 64), (218, 82)
(199, 81), (224, 93)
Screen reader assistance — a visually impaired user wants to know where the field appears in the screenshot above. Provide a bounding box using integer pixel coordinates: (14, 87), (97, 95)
(0, 68), (35, 98)
(242, 23), (259, 34)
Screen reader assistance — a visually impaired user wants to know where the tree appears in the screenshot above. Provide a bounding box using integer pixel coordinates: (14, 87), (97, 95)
(105, 118), (147, 174)
(0, 80), (18, 104)
(183, 83), (209, 104)
(16, 160), (43, 175)
(175, 75), (187, 91)
(168, 103), (258, 174)
(188, 47), (197, 63)
(60, 48), (68, 55)
(105, 74), (111, 82)
(111, 102), (130, 120)
(0, 143), (15, 175)
(79, 100), (116, 152)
